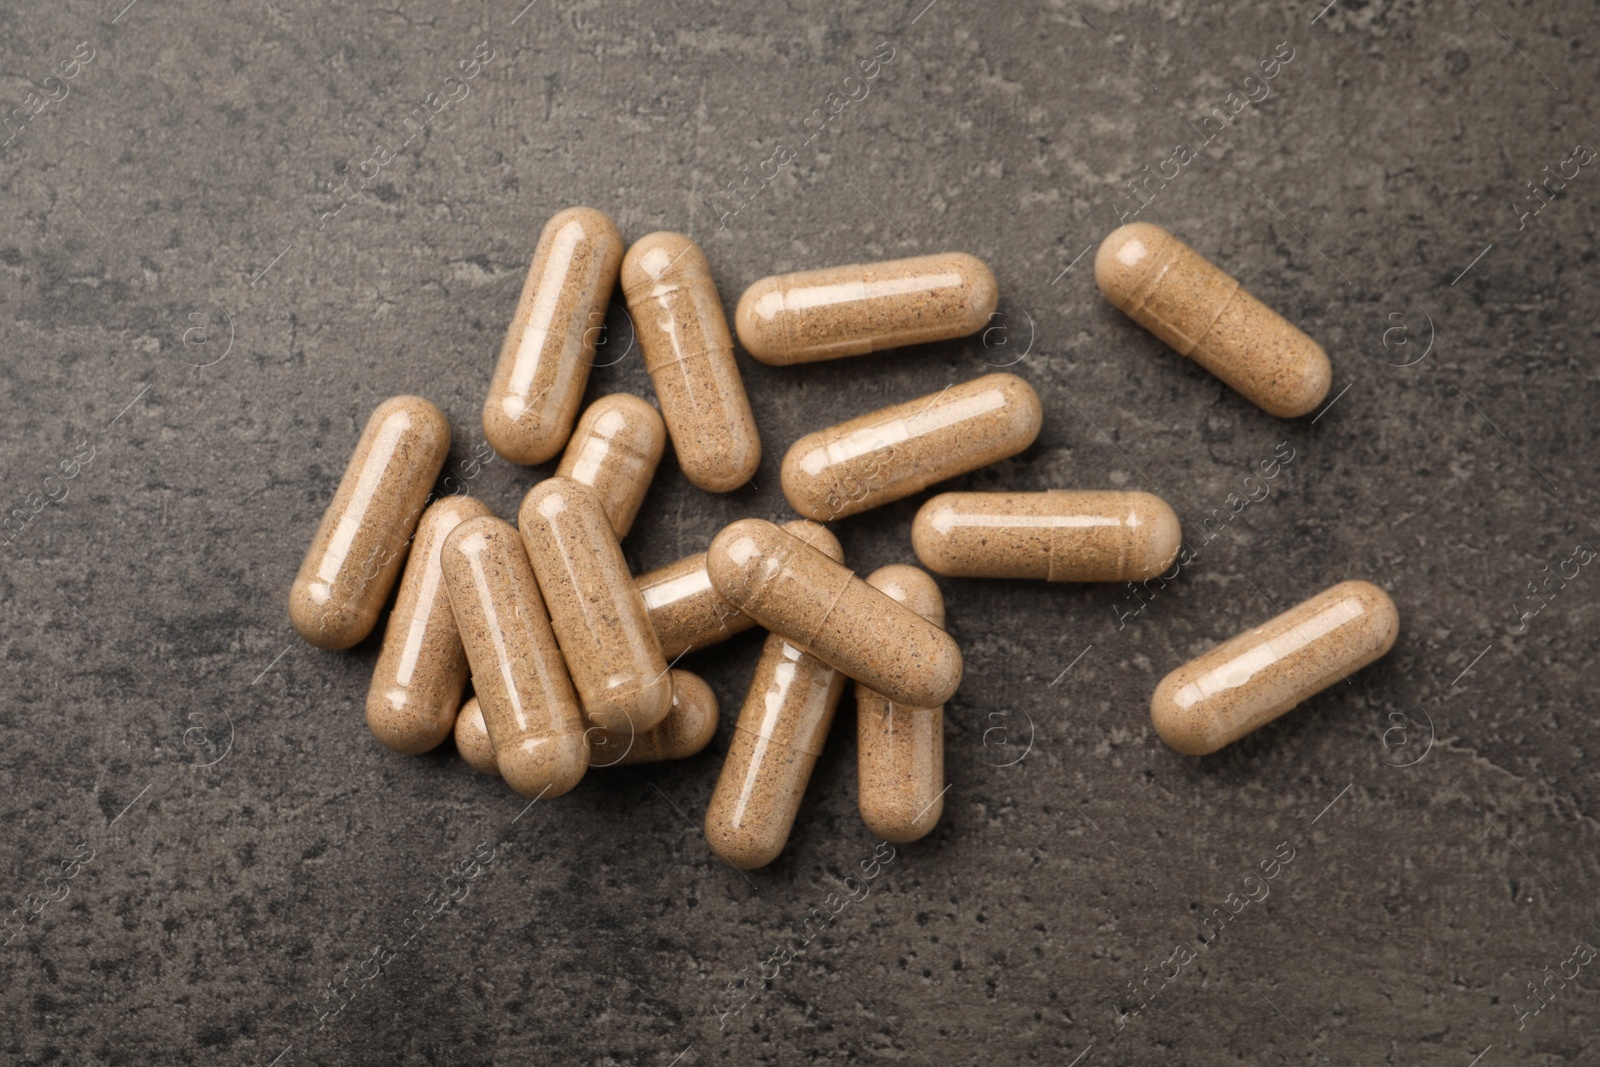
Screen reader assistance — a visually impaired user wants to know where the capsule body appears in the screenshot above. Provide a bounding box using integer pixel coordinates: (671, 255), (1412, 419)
(456, 670), (719, 774)
(454, 697), (499, 775)
(704, 533), (849, 869)
(1151, 580), (1399, 755)
(554, 394), (665, 538)
(483, 207), (625, 464)
(440, 516), (589, 797)
(707, 519), (962, 707)
(518, 478), (672, 735)
(290, 396), (452, 650)
(637, 519), (840, 659)
(735, 253), (999, 365)
(621, 232), (761, 492)
(912, 490), (1182, 583)
(1095, 223), (1331, 418)
(366, 495), (493, 754)
(857, 566), (946, 844)
(780, 373), (1041, 521)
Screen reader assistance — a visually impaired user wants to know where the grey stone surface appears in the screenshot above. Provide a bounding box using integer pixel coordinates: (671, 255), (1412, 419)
(2, 0), (1598, 1063)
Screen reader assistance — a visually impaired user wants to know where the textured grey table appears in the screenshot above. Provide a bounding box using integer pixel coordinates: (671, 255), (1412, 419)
(3, 1), (1598, 1063)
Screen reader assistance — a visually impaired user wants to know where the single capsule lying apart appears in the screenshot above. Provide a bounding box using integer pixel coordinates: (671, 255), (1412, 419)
(704, 532), (849, 869)
(455, 670), (719, 775)
(1151, 580), (1399, 755)
(440, 516), (589, 797)
(637, 519), (841, 659)
(780, 372), (1041, 521)
(366, 494), (493, 754)
(1095, 223), (1331, 418)
(290, 396), (452, 650)
(483, 206), (625, 464)
(857, 565), (947, 844)
(621, 232), (761, 492)
(519, 478), (673, 735)
(912, 490), (1182, 583)
(707, 518), (962, 707)
(734, 252), (999, 365)
(554, 393), (665, 538)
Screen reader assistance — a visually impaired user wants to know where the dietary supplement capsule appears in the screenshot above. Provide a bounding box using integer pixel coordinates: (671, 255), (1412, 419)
(637, 519), (840, 659)
(1095, 223), (1332, 418)
(1151, 579), (1399, 756)
(620, 232), (761, 492)
(707, 519), (962, 707)
(483, 206), (625, 464)
(780, 372), (1042, 522)
(857, 565), (947, 845)
(290, 395), (451, 650)
(704, 533), (849, 869)
(554, 393), (666, 538)
(441, 516), (588, 797)
(366, 494), (493, 754)
(456, 670), (719, 775)
(519, 477), (673, 735)
(912, 490), (1182, 583)
(453, 697), (499, 776)
(734, 252), (1000, 365)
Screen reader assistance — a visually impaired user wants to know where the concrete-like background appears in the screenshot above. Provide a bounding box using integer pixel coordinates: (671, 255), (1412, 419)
(2, 0), (1597, 1062)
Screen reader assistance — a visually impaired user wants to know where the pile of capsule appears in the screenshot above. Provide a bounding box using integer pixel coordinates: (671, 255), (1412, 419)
(288, 209), (1400, 869)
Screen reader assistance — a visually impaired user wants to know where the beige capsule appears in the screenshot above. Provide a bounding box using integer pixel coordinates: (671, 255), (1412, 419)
(455, 670), (719, 775)
(912, 490), (1182, 583)
(366, 494), (494, 754)
(483, 207), (625, 464)
(734, 252), (1000, 365)
(453, 697), (499, 775)
(620, 232), (762, 492)
(1095, 223), (1332, 418)
(707, 518), (963, 708)
(553, 393), (666, 538)
(704, 532), (849, 869)
(780, 372), (1042, 522)
(519, 477), (673, 735)
(1151, 580), (1400, 756)
(440, 516), (589, 797)
(637, 519), (841, 660)
(289, 396), (452, 650)
(857, 565), (946, 845)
